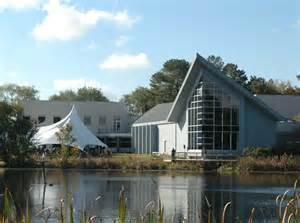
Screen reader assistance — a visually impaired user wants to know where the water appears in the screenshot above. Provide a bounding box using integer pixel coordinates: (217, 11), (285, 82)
(0, 169), (298, 222)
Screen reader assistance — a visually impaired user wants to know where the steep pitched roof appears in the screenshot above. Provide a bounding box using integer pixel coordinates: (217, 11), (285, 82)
(257, 95), (300, 119)
(134, 103), (173, 125)
(167, 53), (285, 122)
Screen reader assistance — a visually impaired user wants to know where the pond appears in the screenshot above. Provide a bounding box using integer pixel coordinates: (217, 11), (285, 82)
(0, 169), (298, 222)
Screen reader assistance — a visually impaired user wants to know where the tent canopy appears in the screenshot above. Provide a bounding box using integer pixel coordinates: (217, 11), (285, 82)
(33, 106), (107, 150)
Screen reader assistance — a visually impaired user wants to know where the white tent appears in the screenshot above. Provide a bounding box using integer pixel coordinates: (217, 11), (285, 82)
(33, 106), (107, 150)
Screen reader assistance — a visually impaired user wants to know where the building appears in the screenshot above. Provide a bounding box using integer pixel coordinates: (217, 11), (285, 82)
(21, 100), (136, 151)
(132, 53), (296, 157)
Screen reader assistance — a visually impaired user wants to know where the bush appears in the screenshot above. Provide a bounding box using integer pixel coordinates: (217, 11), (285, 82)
(237, 154), (300, 172)
(243, 147), (272, 157)
(0, 102), (36, 166)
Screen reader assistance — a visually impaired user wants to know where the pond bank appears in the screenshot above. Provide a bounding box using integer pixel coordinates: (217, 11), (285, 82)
(2, 154), (300, 173)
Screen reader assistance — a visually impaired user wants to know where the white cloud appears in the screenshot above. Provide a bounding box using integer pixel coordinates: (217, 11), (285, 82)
(113, 11), (140, 27)
(0, 0), (41, 11)
(99, 53), (150, 70)
(32, 0), (140, 41)
(115, 35), (129, 47)
(53, 78), (117, 100)
(87, 40), (97, 50)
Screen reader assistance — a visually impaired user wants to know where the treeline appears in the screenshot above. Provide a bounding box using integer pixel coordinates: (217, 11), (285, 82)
(0, 55), (299, 115)
(121, 55), (300, 115)
(0, 84), (108, 103)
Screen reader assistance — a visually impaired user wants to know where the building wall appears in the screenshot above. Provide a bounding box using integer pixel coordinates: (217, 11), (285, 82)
(132, 125), (158, 153)
(21, 100), (134, 134)
(242, 98), (277, 149)
(158, 123), (176, 154)
(21, 100), (136, 149)
(175, 108), (188, 153)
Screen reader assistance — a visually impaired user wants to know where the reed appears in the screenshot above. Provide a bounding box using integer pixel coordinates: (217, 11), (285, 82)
(2, 181), (300, 222)
(118, 185), (126, 223)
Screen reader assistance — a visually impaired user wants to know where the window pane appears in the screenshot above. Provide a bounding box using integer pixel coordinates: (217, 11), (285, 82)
(38, 116), (46, 124)
(223, 132), (230, 150)
(232, 108), (239, 125)
(53, 116), (61, 123)
(84, 116), (91, 125)
(215, 132), (222, 149)
(232, 133), (238, 150)
(113, 118), (121, 132)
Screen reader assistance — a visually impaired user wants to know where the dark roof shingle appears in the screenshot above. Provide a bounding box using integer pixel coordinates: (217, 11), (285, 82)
(257, 95), (300, 119)
(134, 103), (173, 124)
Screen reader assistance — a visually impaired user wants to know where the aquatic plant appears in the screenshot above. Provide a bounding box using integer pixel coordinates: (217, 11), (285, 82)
(118, 185), (126, 223)
(2, 180), (300, 222)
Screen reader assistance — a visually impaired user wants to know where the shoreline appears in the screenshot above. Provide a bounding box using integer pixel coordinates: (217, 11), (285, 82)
(2, 153), (300, 174)
(1, 166), (300, 175)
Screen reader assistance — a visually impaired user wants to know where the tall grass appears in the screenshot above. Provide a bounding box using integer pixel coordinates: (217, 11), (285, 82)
(31, 154), (204, 171)
(2, 181), (300, 222)
(118, 185), (126, 223)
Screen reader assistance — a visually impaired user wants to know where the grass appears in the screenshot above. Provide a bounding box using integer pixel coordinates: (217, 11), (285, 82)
(4, 150), (300, 173)
(216, 154), (300, 173)
(2, 181), (300, 222)
(28, 154), (204, 171)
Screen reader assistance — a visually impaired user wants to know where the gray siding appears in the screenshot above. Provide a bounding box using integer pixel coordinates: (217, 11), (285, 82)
(132, 125), (158, 153)
(243, 99), (277, 149)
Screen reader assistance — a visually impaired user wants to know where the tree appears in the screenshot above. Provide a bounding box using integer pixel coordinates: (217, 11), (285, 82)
(0, 84), (39, 103)
(49, 90), (77, 101)
(0, 101), (35, 166)
(222, 63), (248, 87)
(207, 55), (224, 70)
(247, 76), (270, 94)
(77, 87), (109, 102)
(49, 87), (109, 102)
(122, 59), (190, 115)
(121, 87), (155, 115)
(55, 124), (76, 164)
(149, 59), (190, 104)
(55, 124), (76, 147)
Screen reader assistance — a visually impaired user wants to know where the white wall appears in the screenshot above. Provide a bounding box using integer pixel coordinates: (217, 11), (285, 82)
(175, 109), (188, 153)
(158, 123), (176, 154)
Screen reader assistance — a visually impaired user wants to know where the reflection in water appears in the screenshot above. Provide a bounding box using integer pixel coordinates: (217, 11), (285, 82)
(0, 169), (298, 222)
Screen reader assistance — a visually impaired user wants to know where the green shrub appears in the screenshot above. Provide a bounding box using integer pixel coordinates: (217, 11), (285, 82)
(237, 154), (300, 172)
(243, 147), (272, 157)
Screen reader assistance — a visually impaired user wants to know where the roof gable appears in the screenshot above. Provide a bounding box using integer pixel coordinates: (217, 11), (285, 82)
(167, 53), (285, 122)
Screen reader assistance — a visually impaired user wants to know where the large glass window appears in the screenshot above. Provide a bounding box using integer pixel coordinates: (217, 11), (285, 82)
(187, 76), (240, 152)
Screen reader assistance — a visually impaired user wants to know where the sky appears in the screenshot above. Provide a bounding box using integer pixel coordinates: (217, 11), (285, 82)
(0, 0), (299, 101)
